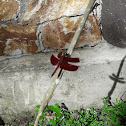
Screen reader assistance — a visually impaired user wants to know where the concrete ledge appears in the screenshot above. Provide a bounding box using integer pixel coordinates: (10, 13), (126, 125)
(0, 40), (126, 123)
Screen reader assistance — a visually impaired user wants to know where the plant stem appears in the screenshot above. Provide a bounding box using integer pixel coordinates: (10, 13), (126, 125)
(34, 0), (96, 125)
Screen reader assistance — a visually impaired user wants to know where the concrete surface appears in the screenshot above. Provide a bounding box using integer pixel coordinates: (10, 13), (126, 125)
(101, 0), (126, 48)
(0, 40), (126, 123)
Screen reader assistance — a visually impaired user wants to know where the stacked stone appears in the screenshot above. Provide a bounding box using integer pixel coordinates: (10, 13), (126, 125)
(0, 0), (101, 56)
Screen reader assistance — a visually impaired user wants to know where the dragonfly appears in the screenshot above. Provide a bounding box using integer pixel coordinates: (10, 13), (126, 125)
(50, 51), (80, 77)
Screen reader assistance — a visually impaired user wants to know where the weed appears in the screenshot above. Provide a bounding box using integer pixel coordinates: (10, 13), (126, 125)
(29, 98), (126, 126)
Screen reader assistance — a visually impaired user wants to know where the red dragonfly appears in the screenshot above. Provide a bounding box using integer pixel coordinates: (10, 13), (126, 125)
(50, 51), (80, 76)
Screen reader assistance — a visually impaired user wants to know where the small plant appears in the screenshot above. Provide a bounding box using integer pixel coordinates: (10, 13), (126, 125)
(100, 98), (126, 126)
(29, 98), (126, 126)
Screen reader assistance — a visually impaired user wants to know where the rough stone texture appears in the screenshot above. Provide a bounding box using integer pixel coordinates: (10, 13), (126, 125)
(22, 0), (90, 25)
(0, 23), (38, 56)
(0, 41), (6, 56)
(16, 0), (29, 23)
(101, 0), (126, 48)
(0, 0), (19, 22)
(42, 14), (101, 49)
(0, 40), (126, 123)
(0, 0), (102, 56)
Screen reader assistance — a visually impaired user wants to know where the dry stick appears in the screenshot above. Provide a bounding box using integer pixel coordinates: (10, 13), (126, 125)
(34, 0), (96, 125)
(67, 0), (96, 55)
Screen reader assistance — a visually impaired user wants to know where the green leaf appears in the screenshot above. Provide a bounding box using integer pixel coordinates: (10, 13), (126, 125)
(48, 105), (55, 111)
(90, 108), (94, 114)
(55, 111), (61, 117)
(116, 98), (118, 103)
(109, 118), (116, 125)
(39, 112), (44, 120)
(50, 118), (57, 126)
(107, 107), (115, 111)
(29, 123), (34, 126)
(55, 103), (59, 108)
(111, 114), (116, 121)
(43, 108), (47, 113)
(54, 104), (61, 117)
(48, 104), (61, 117)
(85, 121), (89, 125)
(36, 105), (40, 109)
(102, 109), (109, 113)
(116, 110), (124, 116)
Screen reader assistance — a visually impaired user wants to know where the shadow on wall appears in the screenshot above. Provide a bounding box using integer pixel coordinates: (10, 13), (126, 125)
(106, 55), (126, 101)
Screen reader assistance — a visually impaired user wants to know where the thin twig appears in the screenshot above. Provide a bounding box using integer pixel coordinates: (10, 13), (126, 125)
(67, 0), (96, 55)
(34, 0), (96, 125)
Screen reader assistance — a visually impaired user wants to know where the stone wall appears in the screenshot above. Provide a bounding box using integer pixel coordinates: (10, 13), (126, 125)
(0, 0), (102, 56)
(0, 41), (126, 124)
(0, 0), (126, 125)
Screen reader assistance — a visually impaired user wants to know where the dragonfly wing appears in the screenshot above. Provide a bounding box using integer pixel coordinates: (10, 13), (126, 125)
(50, 54), (59, 65)
(58, 51), (63, 58)
(64, 57), (80, 62)
(60, 62), (79, 71)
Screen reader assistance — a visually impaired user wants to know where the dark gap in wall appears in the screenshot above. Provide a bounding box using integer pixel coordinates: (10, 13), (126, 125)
(0, 117), (5, 126)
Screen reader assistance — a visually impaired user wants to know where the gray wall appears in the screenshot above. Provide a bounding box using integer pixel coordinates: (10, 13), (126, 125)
(0, 41), (126, 124)
(101, 0), (126, 48)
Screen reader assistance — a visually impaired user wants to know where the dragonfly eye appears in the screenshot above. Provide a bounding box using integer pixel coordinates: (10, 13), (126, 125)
(58, 51), (63, 58)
